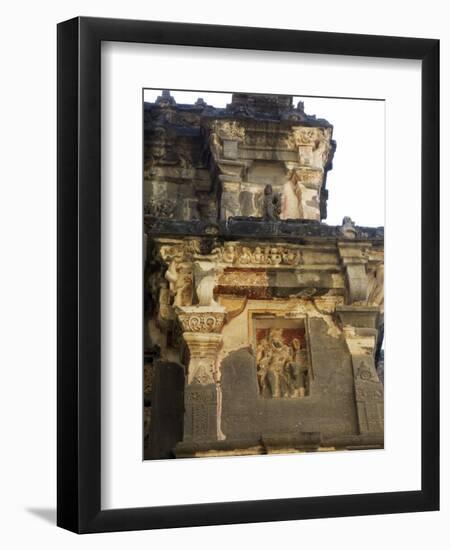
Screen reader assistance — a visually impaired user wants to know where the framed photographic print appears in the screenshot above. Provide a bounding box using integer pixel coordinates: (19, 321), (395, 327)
(57, 17), (439, 533)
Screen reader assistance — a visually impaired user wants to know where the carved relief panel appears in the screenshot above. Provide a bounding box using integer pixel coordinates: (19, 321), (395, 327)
(252, 316), (311, 399)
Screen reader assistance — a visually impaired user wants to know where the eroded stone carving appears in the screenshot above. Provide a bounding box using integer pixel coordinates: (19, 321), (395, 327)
(223, 243), (302, 266)
(144, 198), (177, 218)
(218, 270), (269, 288)
(286, 127), (333, 169)
(177, 309), (226, 334)
(164, 257), (193, 307)
(214, 120), (246, 141)
(144, 93), (384, 460)
(144, 93), (335, 223)
(186, 339), (219, 385)
(262, 184), (282, 220)
(367, 264), (384, 309)
(281, 172), (303, 219)
(339, 216), (357, 239)
(194, 261), (220, 306)
(256, 328), (310, 399)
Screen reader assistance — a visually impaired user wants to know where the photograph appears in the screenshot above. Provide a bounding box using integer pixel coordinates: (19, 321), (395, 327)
(0, 0), (442, 541)
(142, 89), (385, 460)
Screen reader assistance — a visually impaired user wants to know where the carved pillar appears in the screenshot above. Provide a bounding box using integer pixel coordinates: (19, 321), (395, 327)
(337, 306), (384, 438)
(206, 121), (246, 220)
(176, 307), (226, 444)
(279, 126), (333, 221)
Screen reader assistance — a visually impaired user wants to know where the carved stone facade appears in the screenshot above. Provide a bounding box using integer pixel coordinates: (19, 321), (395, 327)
(143, 92), (384, 459)
(144, 91), (335, 224)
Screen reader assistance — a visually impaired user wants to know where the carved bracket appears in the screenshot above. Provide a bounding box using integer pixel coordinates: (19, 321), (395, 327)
(338, 243), (371, 304)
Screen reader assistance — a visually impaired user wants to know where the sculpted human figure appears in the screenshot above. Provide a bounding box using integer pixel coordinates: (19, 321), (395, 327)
(256, 338), (271, 394)
(256, 330), (310, 398)
(252, 246), (265, 264)
(165, 259), (192, 307)
(262, 184), (282, 221)
(282, 249), (300, 265)
(268, 247), (282, 266)
(282, 171), (303, 219)
(286, 338), (309, 397)
(222, 243), (236, 263)
(267, 330), (291, 398)
(311, 138), (329, 169)
(239, 246), (252, 265)
(256, 329), (291, 398)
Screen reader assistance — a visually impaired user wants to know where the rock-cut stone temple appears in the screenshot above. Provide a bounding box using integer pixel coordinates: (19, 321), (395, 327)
(143, 91), (384, 459)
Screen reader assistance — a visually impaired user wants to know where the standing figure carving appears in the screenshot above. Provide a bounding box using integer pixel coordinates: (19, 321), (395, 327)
(256, 329), (309, 398)
(287, 338), (309, 397)
(164, 259), (193, 307)
(262, 184), (282, 221)
(282, 171), (303, 219)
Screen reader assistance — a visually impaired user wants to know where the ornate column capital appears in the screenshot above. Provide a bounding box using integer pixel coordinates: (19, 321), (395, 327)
(175, 304), (227, 443)
(176, 304), (226, 386)
(176, 306), (226, 334)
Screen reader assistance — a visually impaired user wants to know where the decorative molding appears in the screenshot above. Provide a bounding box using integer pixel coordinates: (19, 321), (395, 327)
(213, 120), (246, 141)
(177, 309), (226, 334)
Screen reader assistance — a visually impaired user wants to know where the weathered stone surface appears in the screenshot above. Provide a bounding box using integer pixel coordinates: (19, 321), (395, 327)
(143, 92), (384, 459)
(144, 92), (336, 223)
(221, 348), (259, 439)
(217, 318), (360, 443)
(144, 217), (384, 243)
(335, 305), (381, 329)
(182, 383), (218, 442)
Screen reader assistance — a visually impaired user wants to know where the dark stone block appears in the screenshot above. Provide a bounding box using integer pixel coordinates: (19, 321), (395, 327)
(220, 347), (259, 439)
(145, 361), (184, 460)
(219, 323), (360, 443)
(144, 217), (384, 244)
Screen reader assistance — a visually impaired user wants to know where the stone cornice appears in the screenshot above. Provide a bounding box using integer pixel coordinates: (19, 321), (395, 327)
(145, 218), (384, 244)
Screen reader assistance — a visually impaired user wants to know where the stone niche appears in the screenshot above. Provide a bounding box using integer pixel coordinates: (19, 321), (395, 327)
(144, 91), (336, 223)
(253, 316), (311, 399)
(143, 92), (384, 460)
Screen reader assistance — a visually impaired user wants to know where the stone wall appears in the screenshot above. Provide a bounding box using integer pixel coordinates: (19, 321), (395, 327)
(143, 228), (384, 458)
(143, 92), (384, 459)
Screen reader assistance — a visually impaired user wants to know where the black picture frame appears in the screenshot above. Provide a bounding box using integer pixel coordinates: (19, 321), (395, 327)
(57, 16), (439, 533)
